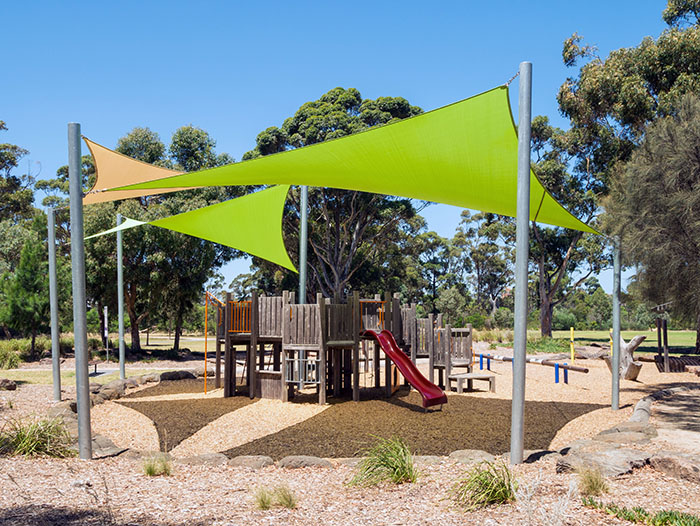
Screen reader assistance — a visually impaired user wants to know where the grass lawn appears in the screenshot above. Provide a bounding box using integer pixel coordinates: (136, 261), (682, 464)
(552, 329), (697, 353)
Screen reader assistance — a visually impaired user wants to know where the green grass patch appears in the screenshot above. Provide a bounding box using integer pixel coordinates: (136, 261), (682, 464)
(142, 454), (172, 476)
(349, 436), (418, 486)
(583, 498), (700, 525)
(449, 460), (517, 511)
(0, 417), (76, 457)
(554, 329), (697, 353)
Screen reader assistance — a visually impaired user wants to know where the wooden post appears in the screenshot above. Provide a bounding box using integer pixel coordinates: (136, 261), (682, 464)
(445, 323), (452, 391)
(656, 318), (663, 355)
(467, 323), (473, 371)
(428, 313), (435, 384)
(249, 290), (258, 399)
(224, 293), (233, 397)
(352, 291), (360, 402)
(410, 303), (417, 364)
(281, 303), (289, 402)
(318, 295), (327, 405)
(663, 318), (670, 373)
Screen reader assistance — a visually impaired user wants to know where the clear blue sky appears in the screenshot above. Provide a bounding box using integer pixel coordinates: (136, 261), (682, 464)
(3, 1), (667, 291)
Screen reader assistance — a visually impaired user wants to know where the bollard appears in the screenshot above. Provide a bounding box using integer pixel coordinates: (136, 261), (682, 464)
(563, 364), (569, 384)
(487, 358), (491, 371)
(480, 354), (484, 370)
(570, 327), (575, 363)
(555, 362), (560, 384)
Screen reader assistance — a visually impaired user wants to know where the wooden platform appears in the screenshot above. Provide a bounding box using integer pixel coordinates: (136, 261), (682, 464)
(448, 372), (496, 393)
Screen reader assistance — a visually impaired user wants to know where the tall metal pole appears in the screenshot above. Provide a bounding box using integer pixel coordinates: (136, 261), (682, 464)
(510, 61), (532, 465)
(117, 213), (125, 380)
(297, 186), (309, 390)
(48, 208), (61, 402)
(611, 236), (621, 410)
(68, 123), (92, 459)
(298, 185), (309, 304)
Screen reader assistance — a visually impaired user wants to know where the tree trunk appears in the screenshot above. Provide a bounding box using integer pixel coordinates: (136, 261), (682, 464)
(129, 317), (141, 352)
(604, 334), (646, 381)
(173, 310), (183, 353)
(97, 300), (106, 348)
(539, 293), (553, 338)
(695, 310), (700, 354)
(31, 330), (37, 360)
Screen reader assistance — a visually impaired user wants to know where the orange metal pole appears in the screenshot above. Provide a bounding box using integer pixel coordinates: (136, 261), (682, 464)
(204, 292), (208, 394)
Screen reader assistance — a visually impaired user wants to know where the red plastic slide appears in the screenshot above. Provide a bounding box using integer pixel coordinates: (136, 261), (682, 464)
(362, 329), (448, 409)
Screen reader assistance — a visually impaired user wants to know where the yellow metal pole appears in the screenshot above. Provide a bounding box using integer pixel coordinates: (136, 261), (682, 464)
(569, 326), (575, 363)
(609, 328), (613, 358)
(204, 292), (208, 394)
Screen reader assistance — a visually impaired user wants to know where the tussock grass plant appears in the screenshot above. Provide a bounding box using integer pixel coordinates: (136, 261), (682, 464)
(0, 344), (20, 369)
(576, 467), (608, 496)
(350, 436), (418, 486)
(0, 417), (75, 457)
(583, 498), (700, 526)
(273, 485), (297, 509)
(142, 454), (172, 476)
(450, 460), (517, 511)
(254, 487), (273, 510)
(254, 485), (298, 510)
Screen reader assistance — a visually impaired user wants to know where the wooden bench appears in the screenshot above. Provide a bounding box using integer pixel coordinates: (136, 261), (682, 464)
(88, 360), (99, 374)
(448, 372), (496, 393)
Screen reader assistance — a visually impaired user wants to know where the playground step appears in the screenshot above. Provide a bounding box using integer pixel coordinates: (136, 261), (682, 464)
(448, 372), (496, 393)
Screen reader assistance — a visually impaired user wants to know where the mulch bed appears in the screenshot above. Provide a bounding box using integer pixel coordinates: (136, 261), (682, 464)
(117, 380), (254, 451)
(222, 388), (603, 459)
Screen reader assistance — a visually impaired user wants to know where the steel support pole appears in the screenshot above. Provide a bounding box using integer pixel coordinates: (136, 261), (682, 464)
(68, 123), (92, 459)
(298, 186), (309, 304)
(117, 213), (126, 379)
(510, 61), (532, 465)
(48, 208), (61, 401)
(298, 186), (309, 389)
(612, 236), (621, 410)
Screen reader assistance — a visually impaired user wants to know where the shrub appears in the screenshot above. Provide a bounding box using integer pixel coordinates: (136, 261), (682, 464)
(450, 460), (517, 511)
(0, 417), (75, 457)
(0, 343), (20, 369)
(576, 467), (608, 497)
(142, 454), (172, 476)
(253, 486), (297, 510)
(465, 313), (486, 330)
(350, 436), (418, 486)
(494, 307), (514, 329)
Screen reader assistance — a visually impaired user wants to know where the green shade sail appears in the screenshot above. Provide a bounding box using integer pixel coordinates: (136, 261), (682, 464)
(114, 86), (595, 234)
(85, 186), (297, 272)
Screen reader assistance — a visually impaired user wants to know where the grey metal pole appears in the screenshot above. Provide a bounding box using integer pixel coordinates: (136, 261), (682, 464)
(68, 123), (92, 459)
(298, 186), (309, 304)
(48, 208), (61, 402)
(103, 306), (109, 363)
(612, 236), (621, 410)
(117, 213), (126, 380)
(510, 61), (532, 465)
(297, 186), (309, 389)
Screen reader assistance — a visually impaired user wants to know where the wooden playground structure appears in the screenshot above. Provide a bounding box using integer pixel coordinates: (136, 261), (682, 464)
(205, 290), (490, 407)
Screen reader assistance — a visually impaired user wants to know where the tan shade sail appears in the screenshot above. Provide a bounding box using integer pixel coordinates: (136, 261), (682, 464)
(82, 138), (192, 205)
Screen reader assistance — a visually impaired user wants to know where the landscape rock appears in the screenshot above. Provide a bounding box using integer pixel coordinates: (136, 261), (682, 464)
(503, 449), (560, 463)
(649, 451), (700, 484)
(193, 366), (216, 378)
(557, 443), (650, 477)
(277, 455), (332, 469)
(335, 457), (364, 468)
(159, 370), (196, 381)
(102, 380), (126, 395)
(228, 455), (274, 469)
(0, 378), (17, 391)
(98, 388), (121, 401)
(448, 449), (496, 464)
(89, 383), (102, 394)
(91, 434), (127, 458)
(124, 378), (140, 388)
(598, 421), (658, 438)
(47, 401), (77, 419)
(133, 375), (148, 385)
(142, 373), (160, 383)
(176, 453), (229, 466)
(593, 431), (651, 445)
(90, 393), (105, 406)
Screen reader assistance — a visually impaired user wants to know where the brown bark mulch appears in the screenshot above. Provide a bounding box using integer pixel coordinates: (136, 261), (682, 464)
(222, 388), (603, 459)
(117, 380), (255, 451)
